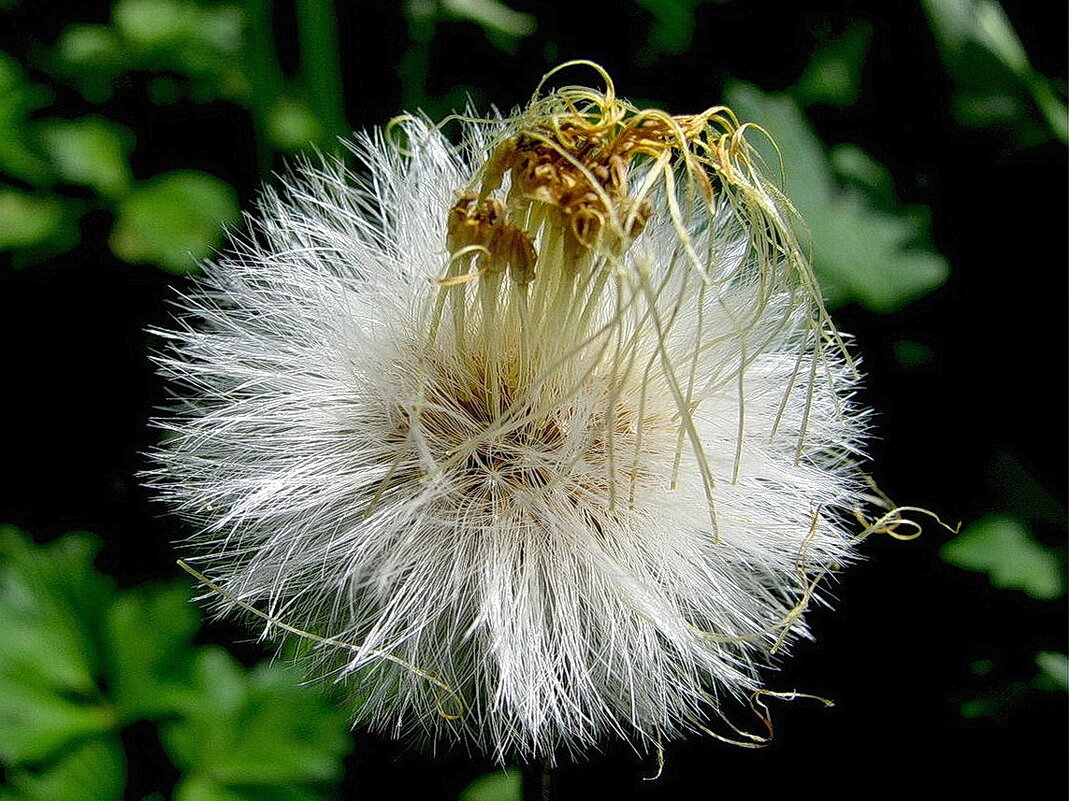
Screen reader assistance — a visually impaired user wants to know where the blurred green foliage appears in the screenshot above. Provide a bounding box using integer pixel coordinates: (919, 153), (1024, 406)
(38, 117), (133, 198)
(0, 2), (243, 269)
(2, 0), (1059, 310)
(633, 0), (720, 62)
(0, 190), (71, 254)
(0, 527), (352, 801)
(51, 0), (246, 105)
(400, 0), (536, 117)
(440, 0), (536, 39)
(725, 81), (948, 312)
(109, 171), (239, 273)
(460, 769), (522, 801)
(922, 0), (1068, 144)
(1036, 652), (1069, 692)
(959, 651), (1069, 719)
(792, 22), (872, 108)
(941, 514), (1064, 599)
(0, 0), (351, 270)
(939, 448), (1067, 719)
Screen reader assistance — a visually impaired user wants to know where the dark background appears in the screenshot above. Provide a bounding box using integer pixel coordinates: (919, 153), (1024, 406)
(1, 1), (1065, 798)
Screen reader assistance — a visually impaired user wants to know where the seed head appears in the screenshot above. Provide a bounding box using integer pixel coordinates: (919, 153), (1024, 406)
(151, 63), (870, 762)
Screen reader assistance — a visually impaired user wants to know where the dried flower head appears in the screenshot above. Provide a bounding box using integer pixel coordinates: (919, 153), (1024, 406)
(151, 62), (871, 762)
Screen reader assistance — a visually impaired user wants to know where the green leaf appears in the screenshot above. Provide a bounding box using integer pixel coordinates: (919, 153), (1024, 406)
(828, 143), (895, 207)
(0, 527), (117, 764)
(891, 339), (935, 369)
(941, 515), (1065, 600)
(113, 0), (243, 59)
(160, 648), (351, 790)
(50, 25), (124, 104)
(0, 527), (113, 696)
(104, 582), (201, 720)
(460, 769), (523, 801)
(1035, 652), (1069, 692)
(0, 681), (116, 767)
(173, 777), (327, 801)
(921, 0), (1068, 142)
(0, 51), (54, 183)
(793, 22), (873, 108)
(109, 170), (238, 273)
(441, 0), (535, 38)
(1, 736), (125, 801)
(52, 1), (248, 105)
(633, 0), (711, 57)
(922, 0), (1029, 77)
(967, 658), (994, 677)
(114, 0), (189, 47)
(55, 25), (123, 69)
(959, 697), (1001, 718)
(37, 117), (133, 197)
(989, 451), (1068, 527)
(0, 190), (66, 250)
(724, 83), (949, 312)
(267, 97), (322, 152)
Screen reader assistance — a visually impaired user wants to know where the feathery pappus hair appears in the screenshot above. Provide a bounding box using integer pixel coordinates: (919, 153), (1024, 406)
(151, 61), (880, 763)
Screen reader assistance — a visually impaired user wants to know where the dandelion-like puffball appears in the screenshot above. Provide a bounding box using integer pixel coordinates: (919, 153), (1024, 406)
(152, 64), (870, 762)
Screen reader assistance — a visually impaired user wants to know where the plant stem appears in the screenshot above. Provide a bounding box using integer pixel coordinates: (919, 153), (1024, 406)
(399, 0), (435, 111)
(245, 0), (283, 172)
(295, 0), (349, 146)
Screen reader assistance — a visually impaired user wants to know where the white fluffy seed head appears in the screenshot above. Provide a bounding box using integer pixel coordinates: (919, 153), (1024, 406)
(150, 64), (870, 762)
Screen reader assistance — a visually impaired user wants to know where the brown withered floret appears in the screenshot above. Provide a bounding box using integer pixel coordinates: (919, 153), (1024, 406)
(493, 132), (651, 255)
(446, 102), (730, 284)
(446, 192), (537, 285)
